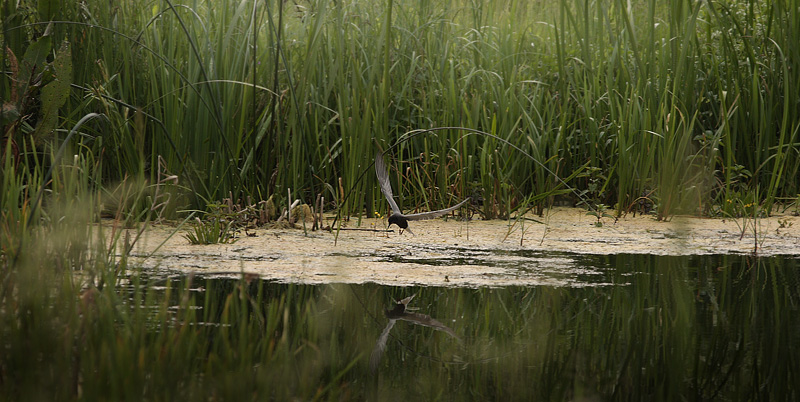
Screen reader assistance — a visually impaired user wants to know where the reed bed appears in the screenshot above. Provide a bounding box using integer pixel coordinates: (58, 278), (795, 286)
(3, 0), (798, 221)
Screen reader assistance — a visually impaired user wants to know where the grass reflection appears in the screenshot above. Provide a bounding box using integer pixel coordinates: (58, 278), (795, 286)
(2, 255), (799, 400)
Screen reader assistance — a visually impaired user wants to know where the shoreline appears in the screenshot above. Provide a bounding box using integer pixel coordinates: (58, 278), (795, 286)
(125, 208), (800, 287)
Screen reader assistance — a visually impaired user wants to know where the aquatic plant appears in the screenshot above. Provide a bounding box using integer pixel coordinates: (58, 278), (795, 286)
(184, 215), (237, 245)
(4, 0), (798, 222)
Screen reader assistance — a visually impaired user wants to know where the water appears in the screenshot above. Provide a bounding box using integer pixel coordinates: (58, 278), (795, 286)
(127, 253), (800, 400)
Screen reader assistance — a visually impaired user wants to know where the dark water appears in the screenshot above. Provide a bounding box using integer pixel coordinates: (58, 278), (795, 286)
(131, 253), (800, 401)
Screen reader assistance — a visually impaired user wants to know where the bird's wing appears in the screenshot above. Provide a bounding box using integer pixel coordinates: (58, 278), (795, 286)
(400, 312), (460, 340)
(369, 319), (397, 373)
(374, 151), (402, 215)
(397, 294), (416, 306)
(404, 197), (470, 221)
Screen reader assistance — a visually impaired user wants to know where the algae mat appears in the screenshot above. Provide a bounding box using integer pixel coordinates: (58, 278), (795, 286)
(127, 207), (800, 287)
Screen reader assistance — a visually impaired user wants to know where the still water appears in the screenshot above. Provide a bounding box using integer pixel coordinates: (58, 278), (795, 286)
(131, 253), (800, 400)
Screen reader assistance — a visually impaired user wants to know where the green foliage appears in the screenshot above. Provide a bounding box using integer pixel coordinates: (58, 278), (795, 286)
(2, 0), (800, 220)
(184, 209), (237, 245)
(32, 41), (72, 139)
(2, 25), (73, 149)
(586, 203), (616, 227)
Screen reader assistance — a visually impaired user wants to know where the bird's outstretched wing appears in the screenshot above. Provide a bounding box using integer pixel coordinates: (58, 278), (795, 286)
(404, 197), (470, 221)
(374, 150), (402, 215)
(399, 312), (460, 340)
(369, 319), (397, 373)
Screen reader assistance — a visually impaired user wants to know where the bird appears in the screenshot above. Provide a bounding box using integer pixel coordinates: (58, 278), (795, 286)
(375, 150), (470, 235)
(369, 294), (459, 373)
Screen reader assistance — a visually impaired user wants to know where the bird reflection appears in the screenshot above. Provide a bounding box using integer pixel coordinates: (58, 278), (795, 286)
(369, 294), (459, 373)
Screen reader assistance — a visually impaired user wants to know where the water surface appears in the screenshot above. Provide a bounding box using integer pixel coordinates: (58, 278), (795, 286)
(130, 253), (800, 400)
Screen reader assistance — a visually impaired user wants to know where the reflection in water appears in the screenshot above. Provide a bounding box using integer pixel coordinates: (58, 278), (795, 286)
(119, 254), (800, 400)
(369, 294), (460, 373)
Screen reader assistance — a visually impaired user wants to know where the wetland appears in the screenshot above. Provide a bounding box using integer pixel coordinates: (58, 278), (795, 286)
(98, 208), (800, 399)
(4, 0), (800, 399)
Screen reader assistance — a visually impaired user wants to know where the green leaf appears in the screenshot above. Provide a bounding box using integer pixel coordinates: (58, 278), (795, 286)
(33, 42), (72, 140)
(19, 34), (52, 95)
(38, 0), (58, 21)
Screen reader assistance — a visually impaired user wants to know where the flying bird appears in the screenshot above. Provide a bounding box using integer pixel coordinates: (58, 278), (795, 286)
(375, 150), (470, 235)
(369, 294), (459, 373)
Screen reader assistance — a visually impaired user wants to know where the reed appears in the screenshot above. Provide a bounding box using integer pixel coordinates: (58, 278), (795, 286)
(4, 0), (797, 222)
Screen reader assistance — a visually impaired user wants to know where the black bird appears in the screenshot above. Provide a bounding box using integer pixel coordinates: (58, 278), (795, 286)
(369, 294), (459, 373)
(375, 150), (470, 235)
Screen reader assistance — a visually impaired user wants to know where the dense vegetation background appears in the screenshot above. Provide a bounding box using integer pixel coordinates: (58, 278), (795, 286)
(2, 0), (799, 226)
(3, 1), (800, 400)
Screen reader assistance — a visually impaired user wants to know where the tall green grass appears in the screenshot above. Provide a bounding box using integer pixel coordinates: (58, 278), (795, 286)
(2, 0), (799, 221)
